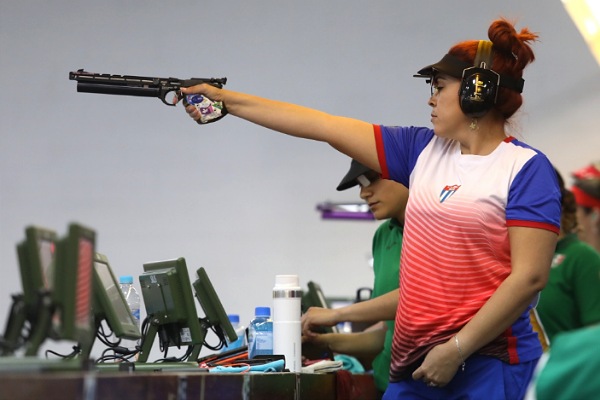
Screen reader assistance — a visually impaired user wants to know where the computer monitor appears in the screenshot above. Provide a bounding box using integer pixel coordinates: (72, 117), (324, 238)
(89, 253), (141, 355)
(192, 267), (238, 349)
(302, 281), (337, 334)
(137, 257), (205, 363)
(51, 223), (96, 356)
(17, 226), (57, 309)
(1, 226), (57, 355)
(302, 281), (331, 312)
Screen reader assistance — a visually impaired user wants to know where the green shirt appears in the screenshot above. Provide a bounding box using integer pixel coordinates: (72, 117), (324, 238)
(535, 324), (600, 400)
(369, 218), (403, 392)
(536, 233), (600, 343)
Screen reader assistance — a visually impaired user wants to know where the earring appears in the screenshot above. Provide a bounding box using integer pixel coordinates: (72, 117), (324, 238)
(469, 118), (479, 131)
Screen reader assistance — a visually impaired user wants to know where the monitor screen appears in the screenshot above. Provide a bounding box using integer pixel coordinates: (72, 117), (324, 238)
(137, 257), (204, 362)
(92, 253), (141, 340)
(52, 223), (95, 346)
(192, 267), (237, 345)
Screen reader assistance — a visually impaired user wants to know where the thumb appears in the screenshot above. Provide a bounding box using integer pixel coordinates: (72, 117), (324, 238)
(412, 366), (424, 381)
(181, 83), (207, 94)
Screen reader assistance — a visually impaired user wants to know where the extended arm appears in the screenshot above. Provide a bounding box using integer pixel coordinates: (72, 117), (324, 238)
(413, 226), (557, 386)
(178, 85), (381, 172)
(301, 289), (398, 336)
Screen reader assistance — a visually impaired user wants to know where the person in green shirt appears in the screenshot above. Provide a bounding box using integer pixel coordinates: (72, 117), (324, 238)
(536, 170), (600, 343)
(303, 159), (408, 398)
(526, 323), (600, 400)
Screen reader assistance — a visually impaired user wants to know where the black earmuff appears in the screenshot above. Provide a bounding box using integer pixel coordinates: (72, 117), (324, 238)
(459, 40), (500, 118)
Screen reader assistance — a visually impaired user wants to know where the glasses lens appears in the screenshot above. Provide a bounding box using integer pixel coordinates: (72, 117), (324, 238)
(358, 172), (381, 188)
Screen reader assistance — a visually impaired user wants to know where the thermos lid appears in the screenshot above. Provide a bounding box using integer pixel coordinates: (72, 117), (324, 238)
(274, 274), (299, 287)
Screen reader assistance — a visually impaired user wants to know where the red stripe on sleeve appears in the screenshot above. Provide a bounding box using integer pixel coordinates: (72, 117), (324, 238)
(506, 220), (560, 235)
(373, 124), (389, 179)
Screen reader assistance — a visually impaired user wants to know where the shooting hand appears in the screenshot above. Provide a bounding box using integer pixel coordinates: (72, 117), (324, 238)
(171, 85), (206, 120)
(175, 84), (227, 124)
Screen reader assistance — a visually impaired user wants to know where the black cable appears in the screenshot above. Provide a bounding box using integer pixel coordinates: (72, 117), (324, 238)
(96, 324), (117, 347)
(45, 345), (81, 359)
(202, 324), (226, 351)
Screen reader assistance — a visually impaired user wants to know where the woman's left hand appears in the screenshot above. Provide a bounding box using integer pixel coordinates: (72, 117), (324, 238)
(411, 340), (462, 388)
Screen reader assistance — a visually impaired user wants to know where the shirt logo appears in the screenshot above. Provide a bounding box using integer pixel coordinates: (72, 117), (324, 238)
(551, 254), (565, 268)
(440, 184), (461, 203)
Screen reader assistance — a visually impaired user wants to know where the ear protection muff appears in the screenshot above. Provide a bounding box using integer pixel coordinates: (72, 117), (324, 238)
(459, 40), (500, 118)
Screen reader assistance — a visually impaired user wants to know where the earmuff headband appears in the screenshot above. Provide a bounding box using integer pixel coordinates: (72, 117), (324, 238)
(413, 51), (524, 93)
(473, 40), (493, 69)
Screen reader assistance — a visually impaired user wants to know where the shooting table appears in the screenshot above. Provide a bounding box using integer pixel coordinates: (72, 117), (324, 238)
(0, 370), (376, 400)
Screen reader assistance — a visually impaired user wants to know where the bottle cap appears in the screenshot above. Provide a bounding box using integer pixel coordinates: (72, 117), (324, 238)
(228, 314), (240, 324)
(119, 275), (134, 284)
(274, 275), (299, 288)
(255, 306), (271, 317)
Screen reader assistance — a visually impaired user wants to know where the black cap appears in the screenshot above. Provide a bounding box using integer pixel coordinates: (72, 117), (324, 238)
(337, 160), (373, 191)
(413, 53), (524, 93)
(414, 53), (470, 80)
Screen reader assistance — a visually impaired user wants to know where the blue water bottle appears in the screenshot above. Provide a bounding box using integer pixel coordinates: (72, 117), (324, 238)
(248, 307), (273, 359)
(221, 314), (247, 352)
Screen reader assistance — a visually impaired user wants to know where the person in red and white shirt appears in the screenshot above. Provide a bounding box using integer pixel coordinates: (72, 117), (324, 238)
(176, 17), (559, 400)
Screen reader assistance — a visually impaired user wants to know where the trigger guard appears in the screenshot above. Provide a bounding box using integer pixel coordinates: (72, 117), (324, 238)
(161, 89), (178, 106)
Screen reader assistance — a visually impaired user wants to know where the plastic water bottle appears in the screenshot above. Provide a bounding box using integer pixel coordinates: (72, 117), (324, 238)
(248, 307), (273, 359)
(119, 275), (141, 348)
(222, 314), (247, 352)
(273, 275), (302, 372)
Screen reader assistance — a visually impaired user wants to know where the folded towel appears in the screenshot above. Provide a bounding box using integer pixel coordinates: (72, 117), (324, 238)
(334, 354), (365, 373)
(209, 359), (285, 373)
(301, 359), (344, 373)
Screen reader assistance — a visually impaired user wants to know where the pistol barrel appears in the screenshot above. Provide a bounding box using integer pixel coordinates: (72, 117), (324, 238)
(76, 83), (160, 98)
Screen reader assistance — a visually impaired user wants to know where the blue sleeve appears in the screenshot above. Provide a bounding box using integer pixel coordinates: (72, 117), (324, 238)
(376, 125), (434, 188)
(506, 153), (561, 232)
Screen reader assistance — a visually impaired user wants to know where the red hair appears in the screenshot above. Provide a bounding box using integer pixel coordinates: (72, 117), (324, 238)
(448, 18), (539, 119)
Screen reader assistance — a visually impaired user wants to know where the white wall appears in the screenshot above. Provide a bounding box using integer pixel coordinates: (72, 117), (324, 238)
(1, 0), (598, 359)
